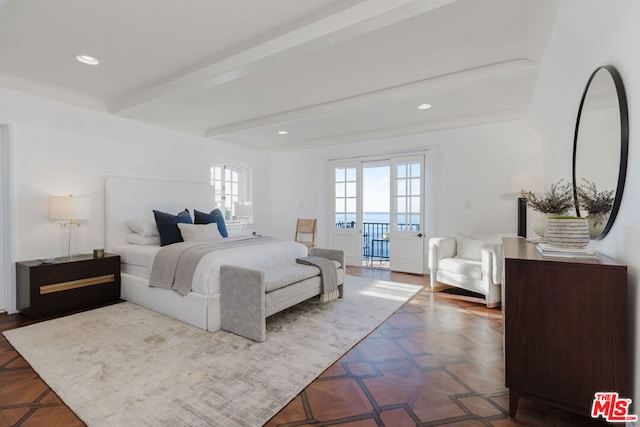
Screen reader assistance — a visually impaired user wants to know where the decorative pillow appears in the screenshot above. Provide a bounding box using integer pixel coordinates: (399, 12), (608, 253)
(456, 238), (484, 261)
(194, 209), (228, 238)
(125, 218), (159, 237)
(177, 223), (224, 242)
(125, 233), (161, 246)
(153, 209), (192, 246)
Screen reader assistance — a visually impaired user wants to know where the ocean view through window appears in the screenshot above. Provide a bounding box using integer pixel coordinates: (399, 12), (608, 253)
(362, 163), (391, 265)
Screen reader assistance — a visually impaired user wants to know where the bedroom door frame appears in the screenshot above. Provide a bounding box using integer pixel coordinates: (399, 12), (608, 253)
(0, 124), (12, 313)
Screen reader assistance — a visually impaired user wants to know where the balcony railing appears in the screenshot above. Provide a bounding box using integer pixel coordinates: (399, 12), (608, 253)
(362, 222), (389, 262)
(335, 221), (420, 264)
(361, 222), (420, 263)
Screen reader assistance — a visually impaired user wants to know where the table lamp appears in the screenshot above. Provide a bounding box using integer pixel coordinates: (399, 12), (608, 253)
(49, 195), (90, 256)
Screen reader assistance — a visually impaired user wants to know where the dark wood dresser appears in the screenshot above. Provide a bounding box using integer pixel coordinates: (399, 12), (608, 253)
(16, 253), (121, 318)
(502, 237), (627, 418)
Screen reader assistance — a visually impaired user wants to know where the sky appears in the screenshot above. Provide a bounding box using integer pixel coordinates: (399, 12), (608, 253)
(363, 165), (390, 212)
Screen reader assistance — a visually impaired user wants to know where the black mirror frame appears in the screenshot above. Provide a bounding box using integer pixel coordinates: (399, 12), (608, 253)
(572, 65), (629, 240)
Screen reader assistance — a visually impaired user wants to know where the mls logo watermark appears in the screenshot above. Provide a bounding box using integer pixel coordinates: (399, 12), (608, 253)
(591, 392), (637, 422)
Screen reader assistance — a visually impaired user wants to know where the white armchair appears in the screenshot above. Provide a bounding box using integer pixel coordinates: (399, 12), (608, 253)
(428, 235), (503, 308)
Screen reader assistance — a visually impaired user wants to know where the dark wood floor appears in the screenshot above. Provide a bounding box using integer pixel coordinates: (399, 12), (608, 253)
(1, 268), (608, 426)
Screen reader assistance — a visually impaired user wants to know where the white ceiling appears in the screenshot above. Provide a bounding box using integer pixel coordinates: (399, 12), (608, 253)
(0, 0), (560, 151)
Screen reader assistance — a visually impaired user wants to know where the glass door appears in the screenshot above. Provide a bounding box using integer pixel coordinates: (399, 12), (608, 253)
(389, 155), (425, 273)
(331, 162), (362, 266)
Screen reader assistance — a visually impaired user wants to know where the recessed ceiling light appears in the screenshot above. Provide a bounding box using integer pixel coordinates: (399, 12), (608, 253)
(278, 130), (288, 135)
(418, 103), (432, 110)
(75, 54), (100, 65)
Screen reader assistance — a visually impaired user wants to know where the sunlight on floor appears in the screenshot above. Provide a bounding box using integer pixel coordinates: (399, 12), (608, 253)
(357, 280), (422, 301)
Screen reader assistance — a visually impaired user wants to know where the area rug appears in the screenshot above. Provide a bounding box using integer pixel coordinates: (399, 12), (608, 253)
(4, 275), (421, 427)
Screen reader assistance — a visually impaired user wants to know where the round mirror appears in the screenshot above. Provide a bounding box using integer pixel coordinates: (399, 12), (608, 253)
(573, 65), (628, 240)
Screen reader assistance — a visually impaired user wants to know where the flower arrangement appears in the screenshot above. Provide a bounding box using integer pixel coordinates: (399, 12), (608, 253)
(522, 180), (574, 214)
(577, 178), (614, 215)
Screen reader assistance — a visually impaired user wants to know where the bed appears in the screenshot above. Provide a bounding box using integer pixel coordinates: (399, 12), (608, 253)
(105, 176), (307, 332)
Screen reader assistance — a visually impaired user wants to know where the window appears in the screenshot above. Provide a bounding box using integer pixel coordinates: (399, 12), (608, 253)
(210, 164), (251, 219)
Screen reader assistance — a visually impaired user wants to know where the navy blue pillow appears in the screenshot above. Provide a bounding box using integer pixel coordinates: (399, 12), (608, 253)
(153, 209), (192, 246)
(194, 209), (228, 238)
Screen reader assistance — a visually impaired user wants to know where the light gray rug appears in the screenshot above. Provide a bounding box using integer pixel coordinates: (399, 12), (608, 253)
(4, 275), (421, 427)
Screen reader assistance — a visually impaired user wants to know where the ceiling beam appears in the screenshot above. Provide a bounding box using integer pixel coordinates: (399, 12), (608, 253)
(111, 0), (457, 115)
(204, 59), (537, 138)
(265, 110), (526, 152)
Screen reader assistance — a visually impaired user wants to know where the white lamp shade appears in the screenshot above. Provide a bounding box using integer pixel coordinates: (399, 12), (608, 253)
(234, 202), (253, 217)
(49, 196), (90, 220)
(510, 173), (536, 195)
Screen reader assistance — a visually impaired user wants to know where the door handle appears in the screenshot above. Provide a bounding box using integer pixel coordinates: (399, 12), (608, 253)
(416, 233), (423, 238)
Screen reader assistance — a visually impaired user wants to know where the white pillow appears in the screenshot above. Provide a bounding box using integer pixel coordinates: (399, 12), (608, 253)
(177, 223), (224, 242)
(125, 218), (159, 237)
(456, 238), (484, 261)
(125, 233), (161, 246)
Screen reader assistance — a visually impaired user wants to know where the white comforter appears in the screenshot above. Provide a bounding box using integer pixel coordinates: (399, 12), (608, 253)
(114, 237), (308, 296)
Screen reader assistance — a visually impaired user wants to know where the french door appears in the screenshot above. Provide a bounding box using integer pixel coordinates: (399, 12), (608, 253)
(389, 156), (425, 274)
(331, 163), (362, 266)
(330, 154), (426, 273)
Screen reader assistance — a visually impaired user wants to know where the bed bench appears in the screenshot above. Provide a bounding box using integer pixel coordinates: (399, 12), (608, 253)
(220, 248), (345, 342)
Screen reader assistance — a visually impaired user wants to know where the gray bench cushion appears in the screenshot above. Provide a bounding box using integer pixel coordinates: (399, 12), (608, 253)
(263, 260), (341, 292)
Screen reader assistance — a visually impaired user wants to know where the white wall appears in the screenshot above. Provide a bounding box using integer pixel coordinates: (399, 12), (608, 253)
(0, 125), (9, 313)
(0, 89), (545, 313)
(527, 0), (640, 403)
(0, 86), (268, 313)
(266, 120), (545, 247)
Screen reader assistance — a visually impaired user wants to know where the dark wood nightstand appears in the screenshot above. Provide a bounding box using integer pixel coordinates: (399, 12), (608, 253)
(16, 253), (121, 318)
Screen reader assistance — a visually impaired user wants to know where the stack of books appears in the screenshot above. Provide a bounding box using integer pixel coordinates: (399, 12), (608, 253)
(536, 243), (598, 258)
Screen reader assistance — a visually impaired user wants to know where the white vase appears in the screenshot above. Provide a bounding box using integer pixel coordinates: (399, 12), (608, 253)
(544, 218), (590, 248)
(532, 212), (556, 237)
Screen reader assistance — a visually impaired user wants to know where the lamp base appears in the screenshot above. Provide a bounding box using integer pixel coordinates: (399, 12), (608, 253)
(59, 222), (80, 257)
(517, 197), (527, 238)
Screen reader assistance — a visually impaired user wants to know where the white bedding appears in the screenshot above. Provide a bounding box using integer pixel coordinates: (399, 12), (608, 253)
(113, 244), (160, 268)
(113, 237), (308, 296)
(112, 244), (160, 280)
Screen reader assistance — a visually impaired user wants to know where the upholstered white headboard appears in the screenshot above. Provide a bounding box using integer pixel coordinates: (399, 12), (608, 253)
(105, 176), (215, 251)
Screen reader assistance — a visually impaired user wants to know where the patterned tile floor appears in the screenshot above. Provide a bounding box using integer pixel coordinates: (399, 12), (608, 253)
(1, 268), (608, 426)
(265, 268), (609, 427)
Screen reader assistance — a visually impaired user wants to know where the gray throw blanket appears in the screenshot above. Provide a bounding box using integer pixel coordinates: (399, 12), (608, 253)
(296, 256), (339, 303)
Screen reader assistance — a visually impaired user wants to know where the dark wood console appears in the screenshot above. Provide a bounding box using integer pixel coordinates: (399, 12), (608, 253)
(502, 237), (627, 418)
